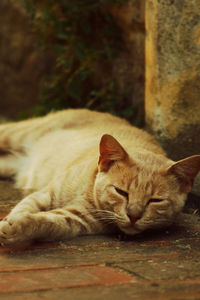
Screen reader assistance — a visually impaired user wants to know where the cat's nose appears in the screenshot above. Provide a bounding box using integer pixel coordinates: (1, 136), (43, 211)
(128, 213), (141, 224)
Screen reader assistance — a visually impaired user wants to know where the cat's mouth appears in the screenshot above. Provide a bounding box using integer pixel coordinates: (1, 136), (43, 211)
(115, 213), (143, 235)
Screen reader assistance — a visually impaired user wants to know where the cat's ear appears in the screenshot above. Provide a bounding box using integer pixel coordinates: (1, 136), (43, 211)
(167, 155), (200, 192)
(98, 134), (128, 171)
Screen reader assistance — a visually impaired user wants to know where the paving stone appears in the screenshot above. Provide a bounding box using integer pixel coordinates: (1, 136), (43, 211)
(0, 265), (134, 294)
(1, 282), (200, 300)
(1, 233), (199, 271)
(115, 255), (200, 281)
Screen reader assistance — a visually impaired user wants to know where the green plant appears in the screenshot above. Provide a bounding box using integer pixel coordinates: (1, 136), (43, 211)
(24, 0), (138, 122)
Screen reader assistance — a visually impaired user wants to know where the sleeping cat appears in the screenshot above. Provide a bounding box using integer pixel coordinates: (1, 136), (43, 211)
(0, 109), (200, 246)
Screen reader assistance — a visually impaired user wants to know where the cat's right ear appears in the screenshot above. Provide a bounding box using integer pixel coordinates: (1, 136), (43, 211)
(98, 134), (128, 172)
(167, 155), (200, 192)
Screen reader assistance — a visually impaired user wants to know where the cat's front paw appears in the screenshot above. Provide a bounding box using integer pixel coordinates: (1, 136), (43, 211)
(0, 213), (35, 246)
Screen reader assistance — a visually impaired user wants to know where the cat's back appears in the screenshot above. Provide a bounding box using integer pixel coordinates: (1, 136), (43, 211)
(25, 109), (165, 178)
(31, 108), (163, 153)
(1, 108), (161, 155)
(26, 108), (165, 160)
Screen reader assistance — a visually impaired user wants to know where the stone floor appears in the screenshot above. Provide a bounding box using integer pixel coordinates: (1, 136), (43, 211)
(0, 180), (200, 300)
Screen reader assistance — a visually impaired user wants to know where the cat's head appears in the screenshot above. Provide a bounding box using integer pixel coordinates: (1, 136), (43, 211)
(94, 134), (200, 235)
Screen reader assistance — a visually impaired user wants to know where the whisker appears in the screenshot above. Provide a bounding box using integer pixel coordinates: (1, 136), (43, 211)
(87, 208), (128, 225)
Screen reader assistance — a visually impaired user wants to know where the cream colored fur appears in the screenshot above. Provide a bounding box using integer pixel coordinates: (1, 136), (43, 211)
(0, 109), (199, 246)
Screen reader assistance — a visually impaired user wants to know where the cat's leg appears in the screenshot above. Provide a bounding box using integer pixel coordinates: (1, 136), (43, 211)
(0, 110), (83, 154)
(0, 209), (95, 245)
(0, 153), (19, 178)
(0, 112), (66, 155)
(0, 117), (58, 179)
(0, 190), (96, 245)
(0, 190), (52, 245)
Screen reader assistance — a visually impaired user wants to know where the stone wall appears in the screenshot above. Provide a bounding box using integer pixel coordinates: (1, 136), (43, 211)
(145, 0), (200, 194)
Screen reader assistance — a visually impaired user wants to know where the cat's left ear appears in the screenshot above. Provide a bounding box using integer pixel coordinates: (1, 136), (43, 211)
(167, 155), (200, 192)
(98, 134), (128, 171)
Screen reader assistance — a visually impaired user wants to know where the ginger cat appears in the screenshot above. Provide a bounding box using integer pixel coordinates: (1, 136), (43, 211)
(0, 109), (200, 246)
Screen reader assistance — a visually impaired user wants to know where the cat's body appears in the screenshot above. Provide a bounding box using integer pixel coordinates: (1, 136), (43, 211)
(0, 109), (200, 246)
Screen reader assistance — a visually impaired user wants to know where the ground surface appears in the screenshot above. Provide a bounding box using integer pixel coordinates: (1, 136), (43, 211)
(0, 180), (200, 300)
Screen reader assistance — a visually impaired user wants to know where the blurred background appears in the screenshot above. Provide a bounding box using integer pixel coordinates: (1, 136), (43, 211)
(0, 0), (144, 125)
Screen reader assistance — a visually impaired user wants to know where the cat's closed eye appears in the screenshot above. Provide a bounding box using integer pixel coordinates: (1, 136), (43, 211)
(114, 187), (129, 199)
(147, 198), (164, 205)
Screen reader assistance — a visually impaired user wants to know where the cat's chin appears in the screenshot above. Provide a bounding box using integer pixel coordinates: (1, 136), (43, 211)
(119, 225), (142, 235)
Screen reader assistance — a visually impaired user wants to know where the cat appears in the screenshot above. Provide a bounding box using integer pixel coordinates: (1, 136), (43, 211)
(0, 109), (200, 246)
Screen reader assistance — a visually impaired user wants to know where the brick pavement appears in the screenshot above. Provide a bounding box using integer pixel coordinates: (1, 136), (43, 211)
(0, 180), (200, 300)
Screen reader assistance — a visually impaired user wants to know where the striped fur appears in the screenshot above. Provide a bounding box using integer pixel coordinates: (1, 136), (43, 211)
(0, 109), (200, 246)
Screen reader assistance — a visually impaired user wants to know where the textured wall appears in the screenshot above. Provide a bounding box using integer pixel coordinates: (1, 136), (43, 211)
(145, 0), (200, 194)
(0, 0), (52, 119)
